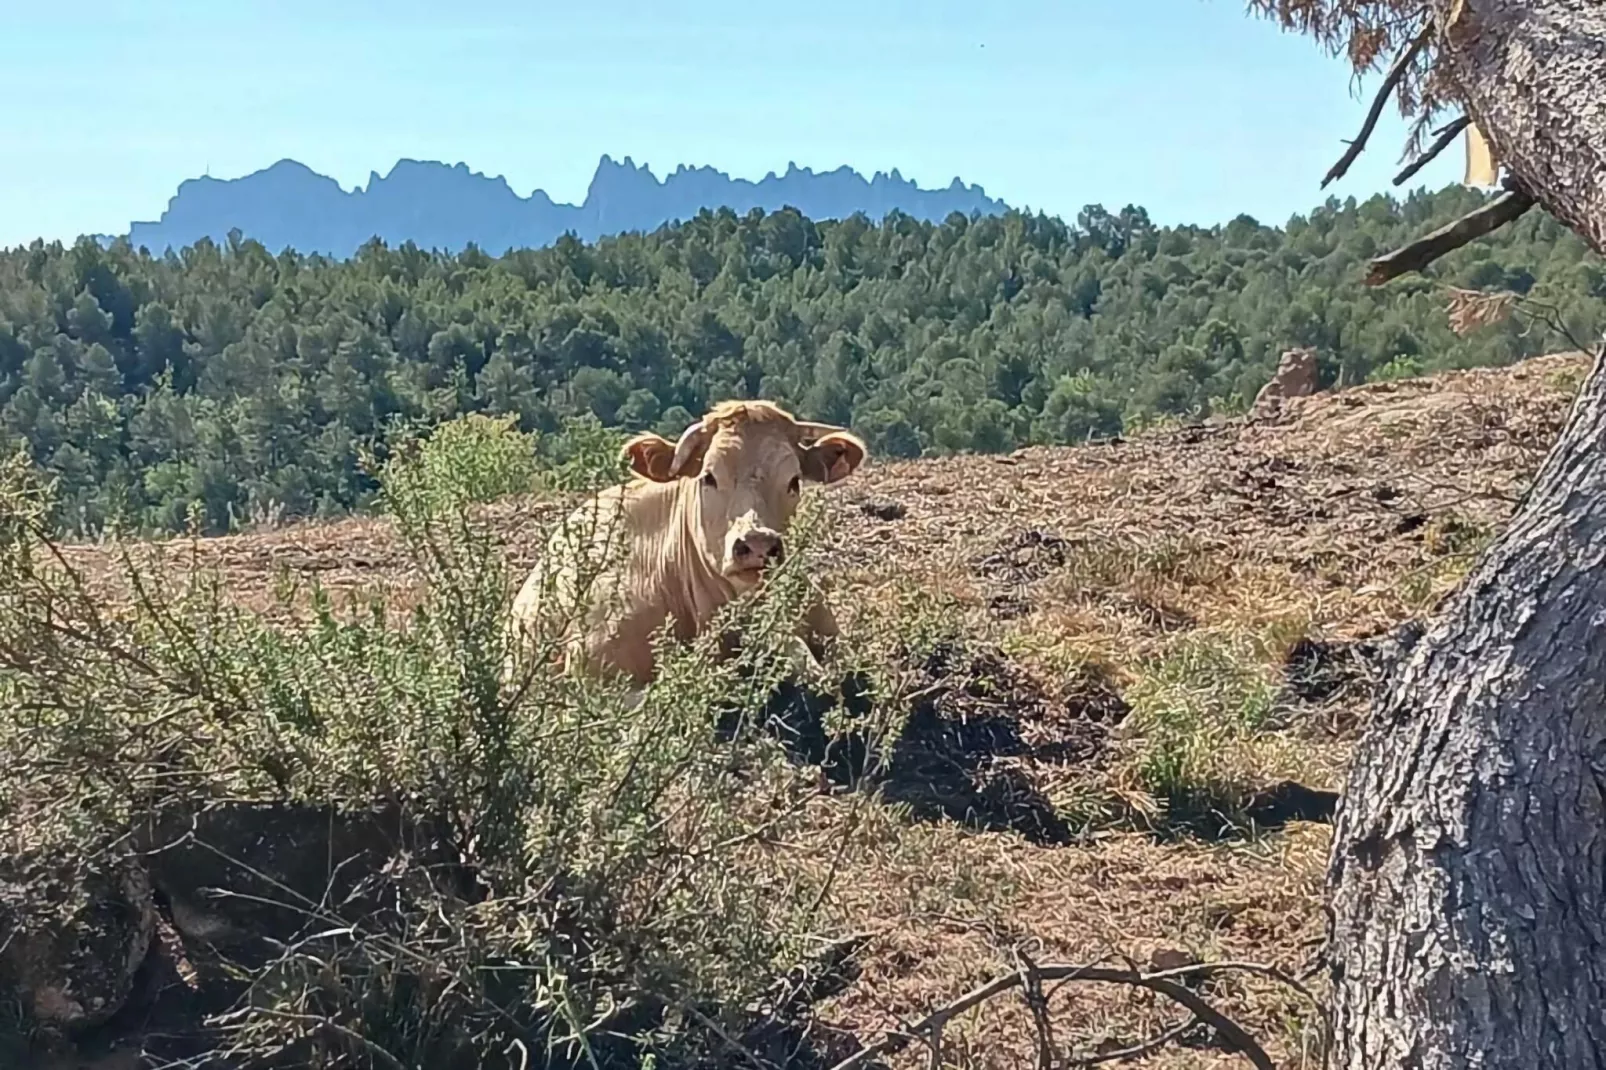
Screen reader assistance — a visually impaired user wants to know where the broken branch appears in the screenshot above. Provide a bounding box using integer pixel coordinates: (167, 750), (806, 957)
(1365, 188), (1537, 284)
(1394, 115), (1471, 186)
(1323, 25), (1431, 189)
(826, 962), (1277, 1070)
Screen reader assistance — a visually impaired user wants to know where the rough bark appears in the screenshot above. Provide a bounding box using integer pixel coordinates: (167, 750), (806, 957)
(1432, 0), (1606, 250)
(1328, 357), (1606, 1067)
(1324, 4), (1606, 1066)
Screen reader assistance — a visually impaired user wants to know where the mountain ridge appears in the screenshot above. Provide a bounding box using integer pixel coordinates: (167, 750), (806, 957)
(124, 155), (1009, 258)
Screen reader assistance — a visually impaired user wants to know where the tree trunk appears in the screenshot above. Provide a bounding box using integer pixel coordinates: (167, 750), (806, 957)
(1328, 5), (1606, 1065)
(1328, 349), (1606, 1066)
(1434, 0), (1606, 249)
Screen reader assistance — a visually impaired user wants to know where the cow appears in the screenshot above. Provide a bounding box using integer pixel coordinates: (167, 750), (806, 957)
(506, 400), (869, 689)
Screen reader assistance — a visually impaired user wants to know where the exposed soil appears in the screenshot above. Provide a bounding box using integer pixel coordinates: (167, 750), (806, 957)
(725, 639), (1126, 847)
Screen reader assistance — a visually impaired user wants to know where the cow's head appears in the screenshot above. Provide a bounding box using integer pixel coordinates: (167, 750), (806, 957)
(620, 401), (867, 588)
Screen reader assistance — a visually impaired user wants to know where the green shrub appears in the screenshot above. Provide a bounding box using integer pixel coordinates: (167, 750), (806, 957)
(1369, 354), (1426, 383)
(537, 411), (631, 494)
(0, 441), (856, 1067)
(403, 411), (543, 507)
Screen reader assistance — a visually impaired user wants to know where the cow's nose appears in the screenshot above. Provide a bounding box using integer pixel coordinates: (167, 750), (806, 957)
(734, 529), (784, 566)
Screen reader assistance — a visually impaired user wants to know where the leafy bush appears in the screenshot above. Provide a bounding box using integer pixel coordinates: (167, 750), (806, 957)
(396, 411), (543, 507)
(536, 412), (631, 494)
(0, 438), (859, 1067)
(1370, 354), (1427, 382)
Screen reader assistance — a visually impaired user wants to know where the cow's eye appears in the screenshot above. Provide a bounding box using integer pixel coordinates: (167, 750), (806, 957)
(702, 472), (718, 490)
(787, 476), (801, 495)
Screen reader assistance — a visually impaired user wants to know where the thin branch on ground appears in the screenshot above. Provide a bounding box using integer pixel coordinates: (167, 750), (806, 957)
(1067, 1018), (1198, 1068)
(826, 960), (1284, 1070)
(1013, 948), (1059, 1070)
(242, 1009), (407, 1070)
(1322, 24), (1430, 189)
(1365, 188), (1537, 285)
(1394, 115), (1470, 186)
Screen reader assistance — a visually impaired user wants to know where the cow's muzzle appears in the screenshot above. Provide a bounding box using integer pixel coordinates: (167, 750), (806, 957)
(730, 528), (785, 572)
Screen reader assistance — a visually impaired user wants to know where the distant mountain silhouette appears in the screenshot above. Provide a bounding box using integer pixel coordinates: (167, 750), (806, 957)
(124, 156), (1008, 257)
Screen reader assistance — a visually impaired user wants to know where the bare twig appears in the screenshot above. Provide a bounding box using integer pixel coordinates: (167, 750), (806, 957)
(1512, 292), (1598, 358)
(245, 1008), (407, 1070)
(1365, 188), (1537, 285)
(681, 1003), (773, 1070)
(1394, 115), (1471, 186)
(827, 962), (1279, 1070)
(1014, 948), (1059, 1070)
(1068, 1018), (1198, 1068)
(1323, 24), (1431, 189)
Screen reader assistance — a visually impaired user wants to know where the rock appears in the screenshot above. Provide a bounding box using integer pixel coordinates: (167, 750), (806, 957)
(1393, 512), (1429, 536)
(973, 529), (1072, 584)
(1353, 618), (1427, 678)
(0, 803), (475, 1066)
(987, 591), (1032, 620)
(858, 498), (907, 522)
(1250, 347), (1321, 420)
(0, 852), (155, 1031)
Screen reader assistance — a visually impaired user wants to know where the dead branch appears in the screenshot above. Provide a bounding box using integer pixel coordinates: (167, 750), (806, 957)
(1014, 948), (1059, 1070)
(681, 1003), (772, 1070)
(1068, 1018), (1197, 1067)
(1323, 25), (1431, 189)
(1394, 115), (1471, 186)
(826, 961), (1279, 1070)
(1365, 188), (1537, 285)
(1512, 292), (1599, 358)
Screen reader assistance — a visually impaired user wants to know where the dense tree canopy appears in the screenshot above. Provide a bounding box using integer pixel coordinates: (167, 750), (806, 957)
(0, 185), (1598, 535)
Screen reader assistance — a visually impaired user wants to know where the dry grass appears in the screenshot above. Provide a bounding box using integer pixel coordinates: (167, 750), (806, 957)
(47, 351), (1588, 1069)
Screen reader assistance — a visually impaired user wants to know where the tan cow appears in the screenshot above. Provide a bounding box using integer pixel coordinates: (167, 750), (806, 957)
(507, 400), (868, 688)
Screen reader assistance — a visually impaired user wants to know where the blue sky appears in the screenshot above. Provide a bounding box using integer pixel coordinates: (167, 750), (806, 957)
(0, 0), (1461, 249)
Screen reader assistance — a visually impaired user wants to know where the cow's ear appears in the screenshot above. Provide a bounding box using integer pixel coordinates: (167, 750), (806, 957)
(622, 433), (677, 482)
(801, 431), (867, 485)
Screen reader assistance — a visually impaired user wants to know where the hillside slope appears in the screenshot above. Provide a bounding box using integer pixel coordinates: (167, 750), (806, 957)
(75, 351), (1581, 636)
(50, 353), (1586, 1067)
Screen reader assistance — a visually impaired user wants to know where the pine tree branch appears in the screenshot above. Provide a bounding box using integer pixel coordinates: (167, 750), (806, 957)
(1323, 25), (1432, 189)
(1394, 116), (1471, 186)
(1365, 187), (1537, 285)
